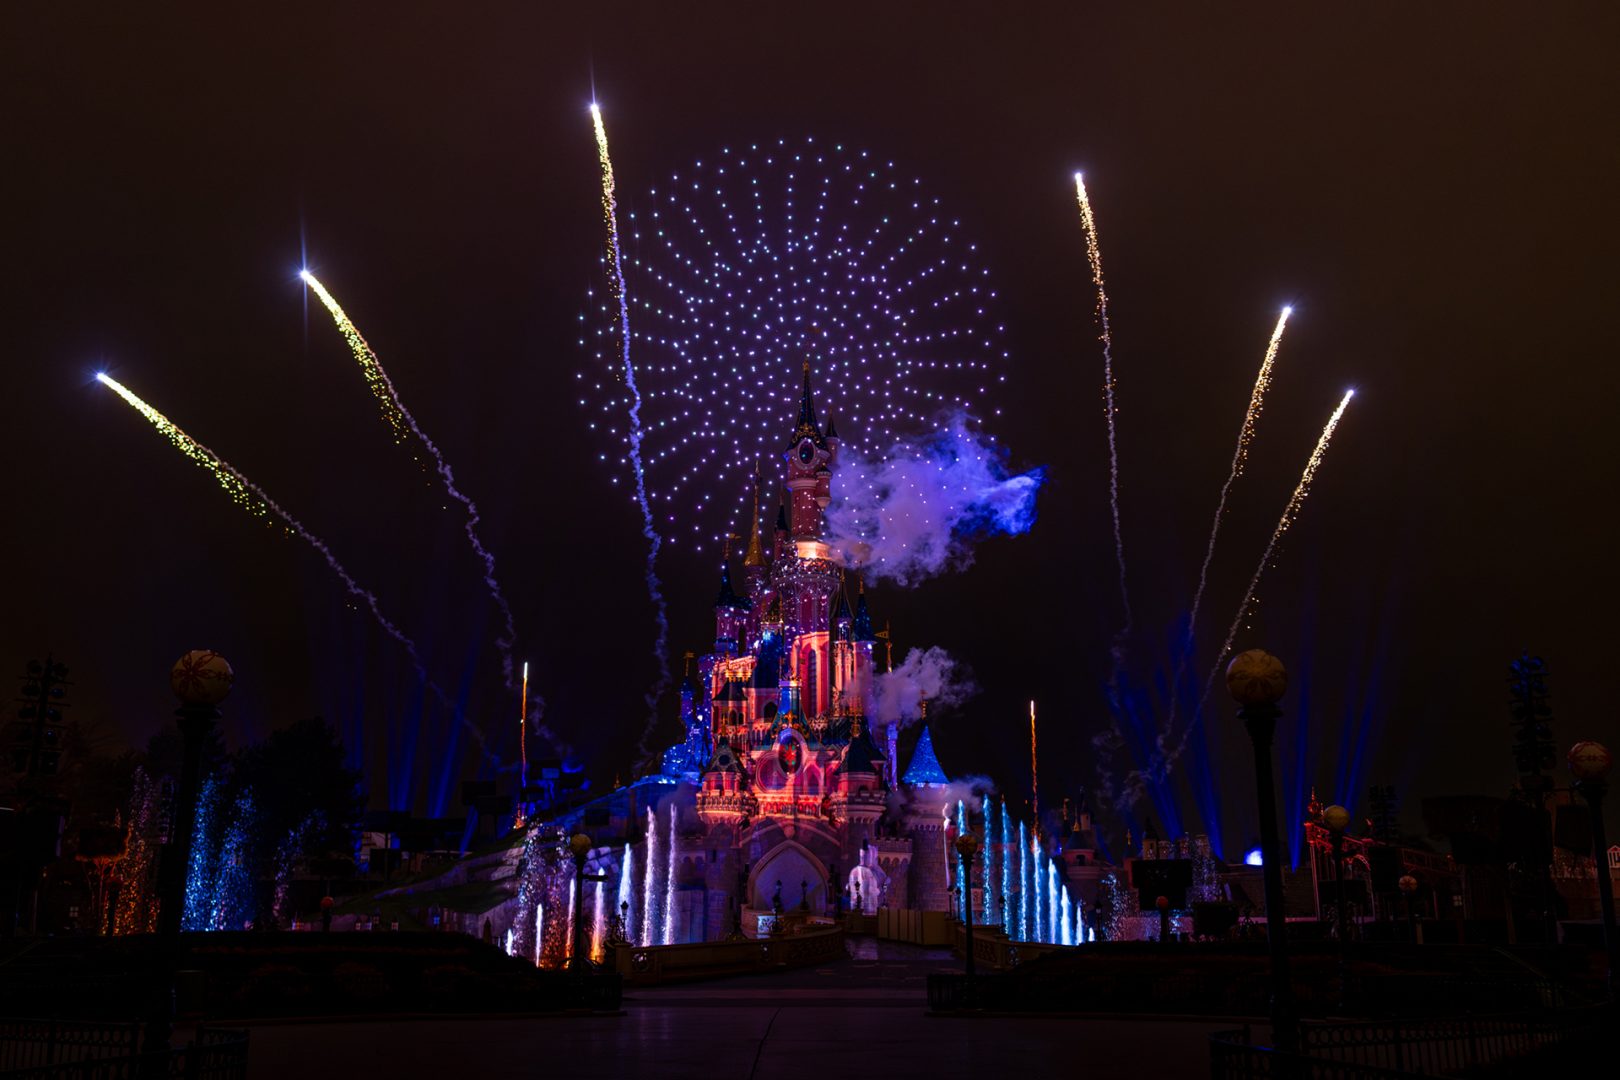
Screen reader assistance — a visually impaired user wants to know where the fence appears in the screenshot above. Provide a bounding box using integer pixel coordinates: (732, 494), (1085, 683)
(0, 1020), (248, 1080)
(1208, 1008), (1610, 1079)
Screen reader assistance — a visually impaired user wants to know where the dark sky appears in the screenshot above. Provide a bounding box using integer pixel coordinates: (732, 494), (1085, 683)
(5, 4), (1617, 849)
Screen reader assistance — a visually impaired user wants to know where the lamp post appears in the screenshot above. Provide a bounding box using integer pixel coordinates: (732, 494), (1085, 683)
(158, 651), (232, 935)
(1323, 804), (1352, 1008)
(146, 650), (232, 1070)
(1398, 874), (1421, 945)
(568, 833), (605, 972)
(955, 832), (980, 981)
(1156, 895), (1171, 943)
(1227, 649), (1298, 1055)
(1568, 741), (1615, 998)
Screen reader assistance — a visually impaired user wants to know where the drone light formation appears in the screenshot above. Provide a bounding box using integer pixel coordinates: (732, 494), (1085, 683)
(592, 102), (672, 746)
(94, 373), (498, 758)
(1074, 173), (1132, 645)
(301, 270), (521, 692)
(581, 135), (1011, 551)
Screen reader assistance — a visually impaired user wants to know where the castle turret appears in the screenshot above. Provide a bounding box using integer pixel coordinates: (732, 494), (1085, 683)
(713, 559), (749, 656)
(829, 721), (887, 842)
(743, 462), (768, 614)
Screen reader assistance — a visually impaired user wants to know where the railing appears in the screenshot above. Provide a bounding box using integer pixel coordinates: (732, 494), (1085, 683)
(609, 924), (845, 985)
(0, 1022), (248, 1080)
(0, 1020), (140, 1072)
(1209, 1008), (1611, 1079)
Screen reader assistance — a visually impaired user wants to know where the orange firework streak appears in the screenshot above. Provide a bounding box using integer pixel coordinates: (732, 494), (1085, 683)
(1029, 700), (1039, 825)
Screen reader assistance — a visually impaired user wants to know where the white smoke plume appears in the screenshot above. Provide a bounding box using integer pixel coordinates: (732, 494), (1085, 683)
(825, 413), (1043, 587)
(872, 646), (978, 728)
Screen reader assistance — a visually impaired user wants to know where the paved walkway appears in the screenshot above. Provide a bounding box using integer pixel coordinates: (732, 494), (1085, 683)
(242, 940), (1234, 1079)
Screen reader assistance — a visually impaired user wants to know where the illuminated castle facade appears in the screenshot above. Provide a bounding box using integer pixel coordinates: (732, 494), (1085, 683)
(655, 365), (956, 936)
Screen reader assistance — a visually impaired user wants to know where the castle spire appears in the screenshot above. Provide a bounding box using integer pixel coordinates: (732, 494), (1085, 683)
(791, 360), (823, 446)
(743, 461), (765, 568)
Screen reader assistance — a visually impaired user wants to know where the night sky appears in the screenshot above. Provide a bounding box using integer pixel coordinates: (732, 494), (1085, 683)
(6, 5), (1617, 850)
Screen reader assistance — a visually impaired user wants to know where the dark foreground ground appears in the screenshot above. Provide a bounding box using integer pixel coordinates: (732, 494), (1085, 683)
(239, 939), (1244, 1079)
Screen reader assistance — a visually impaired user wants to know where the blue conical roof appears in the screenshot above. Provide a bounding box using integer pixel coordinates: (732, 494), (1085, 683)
(902, 725), (949, 786)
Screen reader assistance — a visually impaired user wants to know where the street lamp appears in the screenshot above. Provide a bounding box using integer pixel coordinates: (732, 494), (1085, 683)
(160, 650), (233, 935)
(146, 650), (232, 1065)
(1568, 741), (1615, 998)
(954, 832), (980, 981)
(1398, 874), (1422, 945)
(1227, 648), (1297, 1055)
(1323, 803), (1352, 1007)
(568, 832), (605, 972)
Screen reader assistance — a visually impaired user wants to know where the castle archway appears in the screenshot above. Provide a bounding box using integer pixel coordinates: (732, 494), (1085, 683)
(748, 840), (828, 913)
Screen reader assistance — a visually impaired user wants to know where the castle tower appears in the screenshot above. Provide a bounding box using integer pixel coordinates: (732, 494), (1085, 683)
(829, 719), (888, 848)
(772, 363), (842, 719)
(784, 362), (835, 542)
(743, 462), (769, 618)
(713, 559), (749, 658)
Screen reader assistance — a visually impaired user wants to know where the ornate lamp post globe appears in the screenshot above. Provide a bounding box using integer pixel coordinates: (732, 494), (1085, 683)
(570, 833), (594, 860)
(1397, 874), (1417, 896)
(1569, 741), (1613, 783)
(170, 650), (233, 706)
(1226, 649), (1287, 707)
(1322, 805), (1351, 833)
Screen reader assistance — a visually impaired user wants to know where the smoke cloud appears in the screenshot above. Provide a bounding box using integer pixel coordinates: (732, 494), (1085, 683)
(826, 413), (1043, 586)
(872, 646), (978, 728)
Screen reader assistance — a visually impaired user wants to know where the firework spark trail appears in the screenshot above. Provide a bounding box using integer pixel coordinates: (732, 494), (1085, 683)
(1075, 173), (1137, 812)
(1074, 174), (1132, 651)
(95, 373), (500, 763)
(300, 270), (521, 693)
(1160, 307), (1293, 750)
(592, 102), (672, 756)
(1154, 388), (1357, 777)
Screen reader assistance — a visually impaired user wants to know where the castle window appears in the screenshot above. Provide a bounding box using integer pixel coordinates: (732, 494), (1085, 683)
(805, 649), (819, 716)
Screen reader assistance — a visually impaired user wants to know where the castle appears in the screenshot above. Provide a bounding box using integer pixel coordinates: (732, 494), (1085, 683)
(653, 363), (958, 938)
(402, 366), (1081, 954)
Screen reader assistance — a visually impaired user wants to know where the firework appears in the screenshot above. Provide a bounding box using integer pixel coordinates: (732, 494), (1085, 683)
(591, 102), (673, 749)
(1029, 699), (1039, 823)
(1073, 173), (1131, 643)
(1154, 389), (1357, 774)
(95, 373), (497, 758)
(1206, 389), (1355, 691)
(520, 660), (530, 793)
(1185, 307), (1292, 635)
(1166, 307), (1293, 734)
(581, 135), (1010, 548)
(300, 269), (521, 692)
